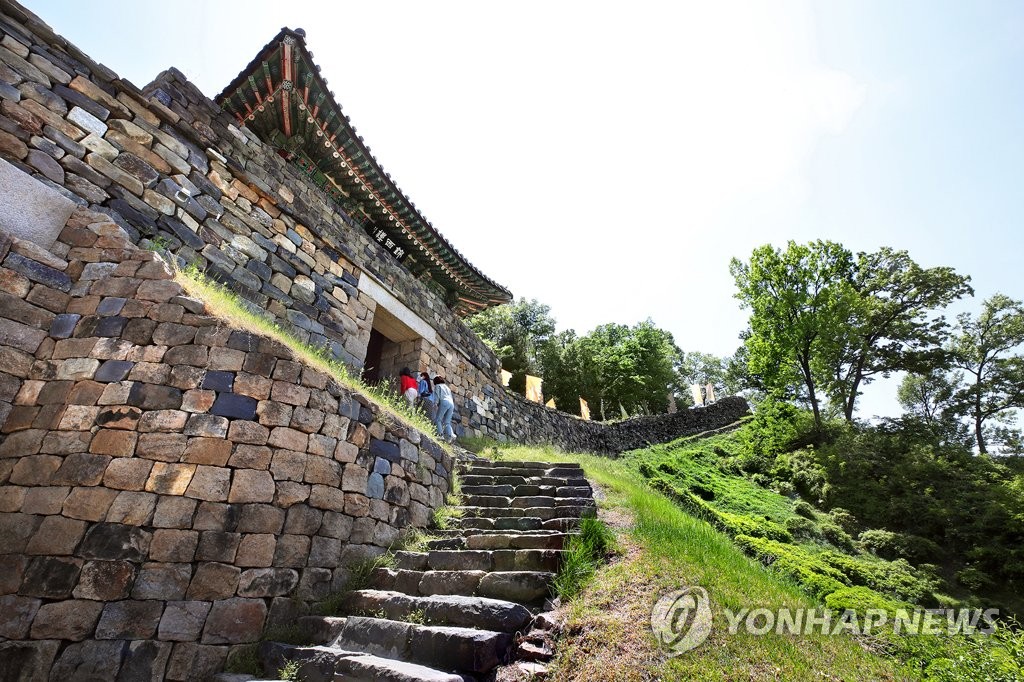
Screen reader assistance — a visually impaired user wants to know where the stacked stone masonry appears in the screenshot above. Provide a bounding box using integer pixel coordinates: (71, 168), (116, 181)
(0, 208), (455, 680)
(0, 0), (746, 453)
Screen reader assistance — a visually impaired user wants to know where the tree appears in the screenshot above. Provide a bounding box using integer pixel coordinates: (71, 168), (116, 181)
(731, 240), (855, 431)
(574, 321), (682, 420)
(897, 369), (961, 425)
(949, 294), (1024, 454)
(823, 248), (971, 421)
(467, 298), (556, 393)
(732, 241), (970, 430)
(678, 351), (745, 406)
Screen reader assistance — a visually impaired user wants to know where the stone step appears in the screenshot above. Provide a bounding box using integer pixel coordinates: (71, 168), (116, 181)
(259, 642), (464, 682)
(464, 532), (573, 550)
(373, 568), (555, 603)
(456, 504), (596, 520)
(462, 460), (578, 470)
(325, 615), (512, 675)
(459, 474), (591, 488)
(456, 516), (583, 532)
(338, 589), (533, 633)
(460, 484), (593, 498)
(461, 467), (583, 479)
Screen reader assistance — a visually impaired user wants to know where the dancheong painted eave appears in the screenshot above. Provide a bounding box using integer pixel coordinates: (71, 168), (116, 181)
(214, 27), (512, 316)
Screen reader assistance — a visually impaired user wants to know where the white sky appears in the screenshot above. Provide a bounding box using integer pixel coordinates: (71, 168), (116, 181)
(29, 0), (1024, 419)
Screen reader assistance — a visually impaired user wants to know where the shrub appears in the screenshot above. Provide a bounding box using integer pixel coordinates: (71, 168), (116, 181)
(827, 507), (858, 534)
(824, 586), (906, 625)
(793, 500), (816, 519)
(784, 515), (819, 540)
(553, 517), (615, 600)
(740, 397), (801, 472)
(859, 529), (942, 563)
(956, 567), (994, 591)
(735, 535), (848, 599)
(820, 522), (856, 552)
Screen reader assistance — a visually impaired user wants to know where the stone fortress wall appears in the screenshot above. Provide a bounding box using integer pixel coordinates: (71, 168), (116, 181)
(0, 205), (456, 678)
(0, 2), (749, 678)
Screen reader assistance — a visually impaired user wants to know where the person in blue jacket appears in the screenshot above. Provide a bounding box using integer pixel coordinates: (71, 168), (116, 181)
(433, 376), (455, 443)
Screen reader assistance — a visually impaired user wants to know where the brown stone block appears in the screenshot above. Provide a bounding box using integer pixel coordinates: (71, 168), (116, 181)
(256, 400), (291, 426)
(271, 381), (310, 407)
(152, 496), (198, 529)
(227, 420), (269, 445)
(202, 597), (267, 644)
(186, 562), (240, 600)
(163, 344), (208, 366)
(228, 469), (274, 503)
(342, 463), (368, 494)
(136, 432), (187, 461)
(95, 405), (142, 430)
(283, 505), (323, 536)
(102, 456), (152, 489)
(344, 492), (370, 518)
(305, 457), (341, 487)
(30, 599), (102, 641)
(158, 601), (212, 642)
(334, 440), (359, 463)
(73, 560), (136, 601)
(267, 426), (308, 453)
(274, 481), (309, 508)
(227, 444), (271, 469)
(132, 562), (192, 600)
(169, 365), (205, 390)
(319, 511), (354, 540)
(145, 462), (196, 495)
(233, 373), (272, 400)
(24, 514), (87, 555)
(208, 347), (244, 371)
(269, 450), (306, 482)
(241, 352), (276, 377)
(308, 484), (345, 513)
(184, 413), (228, 438)
(0, 484), (24, 512)
(307, 434), (336, 459)
(185, 465), (231, 502)
(348, 421), (369, 448)
(181, 437), (232, 466)
(89, 428), (138, 457)
(192, 502), (235, 531)
(0, 594), (41, 638)
(128, 361), (171, 384)
(21, 485), (70, 514)
(271, 360), (301, 383)
(96, 599), (164, 639)
(0, 554), (27, 595)
(31, 404), (65, 431)
(149, 528), (199, 562)
(67, 380), (105, 405)
(106, 490), (157, 525)
(51, 453), (111, 486)
(234, 533), (275, 568)
(61, 486), (118, 522)
(9, 454), (61, 484)
(273, 534), (310, 568)
(181, 388), (215, 413)
(195, 530), (240, 563)
(165, 642), (228, 681)
(236, 504), (285, 534)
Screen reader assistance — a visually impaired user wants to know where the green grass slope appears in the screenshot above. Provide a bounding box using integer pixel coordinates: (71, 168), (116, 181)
(473, 431), (1023, 681)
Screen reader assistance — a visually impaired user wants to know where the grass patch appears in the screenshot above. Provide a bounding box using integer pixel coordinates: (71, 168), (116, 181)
(278, 659), (302, 681)
(552, 516), (615, 601)
(489, 444), (913, 681)
(173, 262), (444, 447)
(223, 644), (260, 675)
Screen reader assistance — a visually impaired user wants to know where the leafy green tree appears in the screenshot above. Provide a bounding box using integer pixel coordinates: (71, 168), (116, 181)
(732, 241), (970, 430)
(950, 294), (1024, 454)
(575, 321), (682, 420)
(824, 248), (971, 421)
(897, 369), (962, 425)
(679, 351), (747, 405)
(467, 298), (556, 393)
(731, 241), (855, 431)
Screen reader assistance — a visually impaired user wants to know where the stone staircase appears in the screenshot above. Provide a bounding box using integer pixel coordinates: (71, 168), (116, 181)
(254, 459), (595, 681)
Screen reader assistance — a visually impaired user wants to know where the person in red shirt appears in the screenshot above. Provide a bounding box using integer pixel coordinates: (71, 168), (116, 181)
(399, 367), (419, 408)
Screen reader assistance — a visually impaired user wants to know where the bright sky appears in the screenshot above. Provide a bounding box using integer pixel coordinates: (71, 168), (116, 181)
(29, 1), (1024, 419)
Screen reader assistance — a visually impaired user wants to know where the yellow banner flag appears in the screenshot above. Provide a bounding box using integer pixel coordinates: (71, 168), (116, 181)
(525, 374), (543, 403)
(579, 398), (591, 420)
(691, 384), (704, 406)
(500, 369), (512, 387)
(545, 398), (557, 409)
(705, 383), (717, 403)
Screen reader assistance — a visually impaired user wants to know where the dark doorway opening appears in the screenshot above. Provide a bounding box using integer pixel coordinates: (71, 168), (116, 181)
(362, 329), (387, 384)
